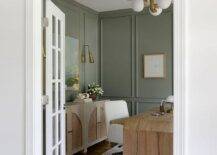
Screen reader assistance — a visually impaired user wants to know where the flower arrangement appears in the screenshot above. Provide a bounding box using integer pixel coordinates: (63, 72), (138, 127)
(87, 83), (104, 100)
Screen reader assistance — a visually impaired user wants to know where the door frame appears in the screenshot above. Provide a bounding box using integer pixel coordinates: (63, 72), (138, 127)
(25, 0), (186, 155)
(26, 0), (42, 155)
(173, 0), (186, 154)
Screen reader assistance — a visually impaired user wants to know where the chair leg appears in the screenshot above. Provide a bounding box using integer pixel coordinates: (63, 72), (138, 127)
(117, 144), (122, 148)
(103, 144), (123, 155)
(109, 141), (111, 147)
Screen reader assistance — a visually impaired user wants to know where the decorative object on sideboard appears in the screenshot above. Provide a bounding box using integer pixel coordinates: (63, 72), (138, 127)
(160, 95), (174, 113)
(144, 53), (166, 78)
(77, 93), (90, 100)
(87, 83), (104, 101)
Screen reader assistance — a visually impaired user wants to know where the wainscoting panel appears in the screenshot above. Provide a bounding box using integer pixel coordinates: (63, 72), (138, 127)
(53, 0), (100, 93)
(84, 14), (99, 88)
(100, 8), (173, 114)
(100, 16), (133, 97)
(136, 12), (173, 99)
(101, 96), (163, 115)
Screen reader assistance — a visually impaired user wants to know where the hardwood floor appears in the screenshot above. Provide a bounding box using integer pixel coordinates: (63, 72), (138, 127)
(75, 141), (114, 155)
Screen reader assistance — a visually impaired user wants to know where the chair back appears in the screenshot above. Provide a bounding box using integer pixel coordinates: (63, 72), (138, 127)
(104, 100), (129, 125)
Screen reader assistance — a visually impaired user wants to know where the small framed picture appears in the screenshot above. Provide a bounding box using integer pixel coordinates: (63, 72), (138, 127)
(143, 53), (166, 79)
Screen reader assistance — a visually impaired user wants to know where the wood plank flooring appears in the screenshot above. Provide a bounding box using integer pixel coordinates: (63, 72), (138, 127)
(75, 141), (112, 155)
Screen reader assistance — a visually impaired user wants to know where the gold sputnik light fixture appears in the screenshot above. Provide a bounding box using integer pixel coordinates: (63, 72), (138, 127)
(156, 0), (172, 9)
(131, 0), (172, 16)
(149, 0), (162, 16)
(132, 0), (144, 12)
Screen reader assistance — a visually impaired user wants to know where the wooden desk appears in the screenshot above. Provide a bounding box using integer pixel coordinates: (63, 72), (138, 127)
(111, 109), (173, 155)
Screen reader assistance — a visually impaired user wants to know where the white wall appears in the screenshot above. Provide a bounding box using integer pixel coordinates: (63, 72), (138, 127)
(185, 0), (217, 154)
(1, 0), (217, 155)
(0, 0), (26, 154)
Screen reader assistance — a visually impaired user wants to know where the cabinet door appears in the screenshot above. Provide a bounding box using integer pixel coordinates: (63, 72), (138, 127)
(98, 106), (107, 139)
(66, 106), (83, 155)
(88, 108), (97, 143)
(71, 113), (82, 150)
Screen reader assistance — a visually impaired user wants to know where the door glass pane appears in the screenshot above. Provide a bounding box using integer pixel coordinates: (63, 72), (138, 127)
(58, 83), (61, 110)
(52, 16), (56, 46)
(58, 113), (61, 141)
(58, 51), (61, 79)
(58, 144), (61, 155)
(47, 2), (65, 155)
(52, 49), (56, 79)
(58, 20), (61, 48)
(52, 116), (56, 146)
(53, 148), (57, 155)
(52, 83), (56, 113)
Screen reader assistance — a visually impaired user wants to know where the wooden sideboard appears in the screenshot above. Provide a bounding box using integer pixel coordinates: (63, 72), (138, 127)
(65, 99), (108, 155)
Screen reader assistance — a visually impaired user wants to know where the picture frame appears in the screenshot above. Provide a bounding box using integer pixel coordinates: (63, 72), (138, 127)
(143, 53), (166, 79)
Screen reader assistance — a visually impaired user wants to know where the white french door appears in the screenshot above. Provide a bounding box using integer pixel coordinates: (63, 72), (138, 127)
(45, 1), (65, 155)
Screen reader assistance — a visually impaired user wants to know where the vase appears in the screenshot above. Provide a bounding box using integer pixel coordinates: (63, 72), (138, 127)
(90, 94), (97, 101)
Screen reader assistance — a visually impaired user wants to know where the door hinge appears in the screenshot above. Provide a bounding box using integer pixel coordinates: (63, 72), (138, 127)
(42, 17), (49, 27)
(42, 95), (49, 106)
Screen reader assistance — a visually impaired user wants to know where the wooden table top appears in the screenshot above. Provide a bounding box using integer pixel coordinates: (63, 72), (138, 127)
(111, 108), (173, 133)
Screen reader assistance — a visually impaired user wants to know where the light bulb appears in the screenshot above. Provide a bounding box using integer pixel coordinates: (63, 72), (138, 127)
(156, 0), (172, 9)
(149, 7), (162, 16)
(132, 0), (144, 12)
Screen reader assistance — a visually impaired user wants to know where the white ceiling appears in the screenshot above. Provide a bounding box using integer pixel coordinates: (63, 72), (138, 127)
(74, 0), (133, 12)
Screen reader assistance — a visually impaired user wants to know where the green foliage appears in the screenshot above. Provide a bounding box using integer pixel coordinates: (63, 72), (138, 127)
(66, 77), (79, 87)
(87, 83), (104, 96)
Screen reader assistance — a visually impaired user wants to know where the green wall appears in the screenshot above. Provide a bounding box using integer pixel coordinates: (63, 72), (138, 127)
(53, 0), (99, 93)
(52, 0), (173, 114)
(99, 8), (173, 115)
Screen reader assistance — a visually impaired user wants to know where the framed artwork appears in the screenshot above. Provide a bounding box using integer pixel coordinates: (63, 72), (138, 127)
(143, 53), (166, 78)
(65, 36), (80, 90)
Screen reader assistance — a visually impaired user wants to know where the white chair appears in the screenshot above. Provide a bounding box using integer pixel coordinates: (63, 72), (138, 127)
(104, 100), (129, 154)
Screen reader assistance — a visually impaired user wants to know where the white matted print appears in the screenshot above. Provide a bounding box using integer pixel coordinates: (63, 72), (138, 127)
(144, 53), (166, 78)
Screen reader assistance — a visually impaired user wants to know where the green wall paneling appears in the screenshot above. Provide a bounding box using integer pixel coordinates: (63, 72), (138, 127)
(99, 7), (173, 114)
(51, 0), (173, 114)
(100, 16), (133, 97)
(51, 0), (99, 104)
(52, 0), (99, 93)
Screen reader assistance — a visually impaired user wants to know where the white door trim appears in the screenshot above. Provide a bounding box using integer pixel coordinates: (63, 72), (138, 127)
(26, 0), (42, 155)
(26, 0), (187, 155)
(173, 0), (186, 154)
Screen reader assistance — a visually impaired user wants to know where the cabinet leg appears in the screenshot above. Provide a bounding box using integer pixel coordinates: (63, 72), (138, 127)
(108, 141), (112, 148)
(83, 148), (88, 154)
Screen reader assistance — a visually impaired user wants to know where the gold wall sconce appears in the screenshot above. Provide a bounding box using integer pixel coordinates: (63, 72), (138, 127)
(82, 45), (94, 63)
(81, 52), (86, 63)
